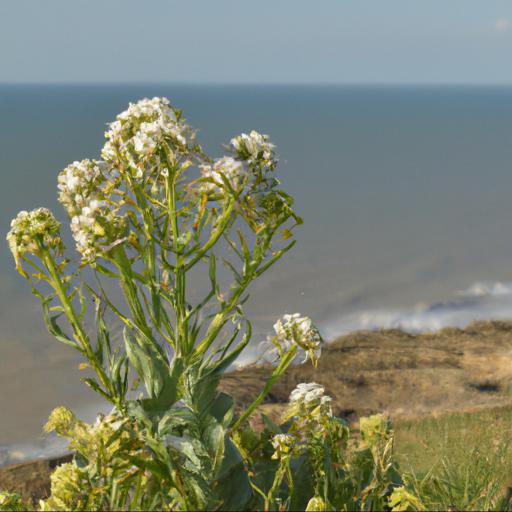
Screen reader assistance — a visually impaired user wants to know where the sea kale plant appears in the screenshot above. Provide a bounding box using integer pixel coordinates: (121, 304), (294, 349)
(2, 98), (403, 511)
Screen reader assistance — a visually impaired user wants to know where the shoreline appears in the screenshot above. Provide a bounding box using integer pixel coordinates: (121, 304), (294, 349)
(4, 319), (512, 501)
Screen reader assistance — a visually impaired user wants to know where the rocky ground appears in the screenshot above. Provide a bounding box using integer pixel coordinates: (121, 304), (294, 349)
(4, 320), (512, 503)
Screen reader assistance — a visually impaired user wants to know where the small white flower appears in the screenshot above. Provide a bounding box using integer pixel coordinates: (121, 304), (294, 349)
(271, 433), (295, 460)
(290, 382), (333, 418)
(133, 121), (160, 156)
(57, 160), (104, 217)
(304, 386), (325, 403)
(287, 382), (333, 430)
(102, 140), (116, 161)
(199, 156), (244, 194)
(281, 383), (335, 447)
(229, 130), (276, 169)
(266, 313), (322, 366)
(289, 382), (325, 405)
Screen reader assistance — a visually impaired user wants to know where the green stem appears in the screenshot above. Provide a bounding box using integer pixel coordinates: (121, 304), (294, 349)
(193, 269), (255, 359)
(167, 173), (189, 356)
(41, 249), (113, 401)
(231, 347), (296, 431)
(286, 459), (294, 507)
(112, 246), (153, 340)
(129, 177), (160, 325)
(184, 198), (235, 271)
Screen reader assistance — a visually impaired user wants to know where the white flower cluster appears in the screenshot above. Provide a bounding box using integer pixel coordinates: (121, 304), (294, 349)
(7, 208), (62, 261)
(70, 199), (108, 259)
(289, 382), (333, 419)
(270, 313), (322, 366)
(197, 130), (277, 199)
(285, 383), (334, 444)
(199, 156), (244, 194)
(58, 160), (104, 217)
(270, 433), (295, 460)
(102, 97), (193, 175)
(58, 160), (124, 260)
(230, 130), (276, 170)
(272, 383), (334, 459)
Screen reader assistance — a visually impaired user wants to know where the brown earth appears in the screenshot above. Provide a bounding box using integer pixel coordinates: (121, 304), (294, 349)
(4, 320), (512, 503)
(221, 320), (512, 426)
(0, 454), (72, 505)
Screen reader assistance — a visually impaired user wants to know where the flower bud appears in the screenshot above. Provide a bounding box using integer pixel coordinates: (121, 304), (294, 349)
(359, 414), (392, 447)
(270, 433), (295, 460)
(7, 208), (63, 268)
(44, 406), (77, 437)
(305, 496), (326, 512)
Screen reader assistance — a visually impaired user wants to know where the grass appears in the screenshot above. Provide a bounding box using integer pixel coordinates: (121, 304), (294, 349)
(393, 406), (512, 510)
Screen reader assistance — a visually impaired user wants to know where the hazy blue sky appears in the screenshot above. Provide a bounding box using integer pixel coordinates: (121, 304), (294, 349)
(2, 0), (512, 84)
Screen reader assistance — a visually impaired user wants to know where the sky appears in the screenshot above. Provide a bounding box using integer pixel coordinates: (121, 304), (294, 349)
(2, 0), (512, 84)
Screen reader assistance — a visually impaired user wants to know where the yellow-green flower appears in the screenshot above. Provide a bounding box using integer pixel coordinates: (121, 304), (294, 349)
(305, 496), (326, 511)
(7, 208), (62, 270)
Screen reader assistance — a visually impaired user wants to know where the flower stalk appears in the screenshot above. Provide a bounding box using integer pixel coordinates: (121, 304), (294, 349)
(4, 96), (343, 511)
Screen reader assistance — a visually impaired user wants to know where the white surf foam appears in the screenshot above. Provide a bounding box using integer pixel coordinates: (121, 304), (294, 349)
(0, 436), (68, 467)
(323, 281), (512, 339)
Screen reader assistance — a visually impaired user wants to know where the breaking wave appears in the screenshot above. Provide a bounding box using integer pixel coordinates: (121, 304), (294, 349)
(323, 281), (512, 339)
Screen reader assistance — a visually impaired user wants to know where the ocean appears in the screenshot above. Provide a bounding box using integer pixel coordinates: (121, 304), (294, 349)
(2, 84), (512, 463)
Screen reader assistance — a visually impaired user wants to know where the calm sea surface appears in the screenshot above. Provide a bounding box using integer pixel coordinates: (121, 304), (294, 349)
(2, 85), (512, 461)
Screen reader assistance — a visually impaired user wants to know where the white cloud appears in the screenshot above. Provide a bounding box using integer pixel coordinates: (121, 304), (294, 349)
(495, 17), (510, 33)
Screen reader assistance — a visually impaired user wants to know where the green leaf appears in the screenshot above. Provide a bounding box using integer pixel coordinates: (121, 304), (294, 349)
(209, 435), (253, 511)
(83, 377), (110, 401)
(41, 298), (79, 349)
(203, 420), (226, 474)
(281, 228), (293, 240)
(173, 436), (203, 470)
(261, 413), (282, 435)
(92, 262), (119, 279)
(209, 392), (234, 425)
(289, 455), (316, 511)
(150, 281), (161, 327)
(124, 332), (183, 418)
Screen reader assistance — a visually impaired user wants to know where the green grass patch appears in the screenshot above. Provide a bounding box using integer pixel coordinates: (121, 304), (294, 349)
(393, 406), (512, 510)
